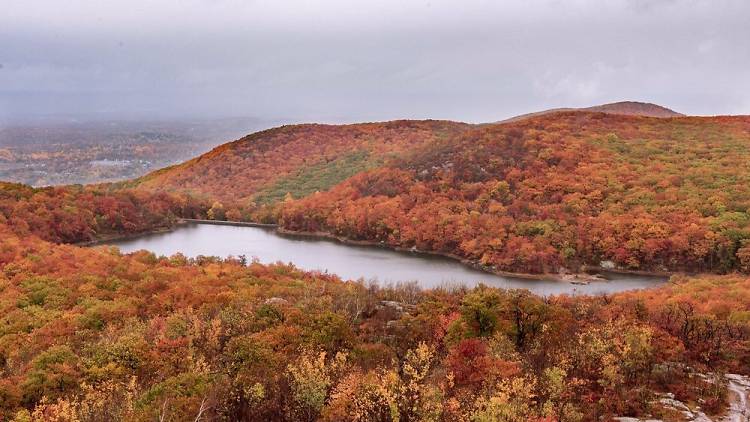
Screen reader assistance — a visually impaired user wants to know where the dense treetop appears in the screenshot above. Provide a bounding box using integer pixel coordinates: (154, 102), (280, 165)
(0, 182), (206, 244)
(0, 222), (748, 421)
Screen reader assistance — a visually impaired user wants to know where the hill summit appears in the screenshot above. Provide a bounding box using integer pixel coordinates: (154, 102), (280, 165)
(500, 101), (683, 123)
(585, 101), (683, 117)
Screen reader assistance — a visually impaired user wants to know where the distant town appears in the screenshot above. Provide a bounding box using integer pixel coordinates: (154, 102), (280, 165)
(0, 117), (280, 186)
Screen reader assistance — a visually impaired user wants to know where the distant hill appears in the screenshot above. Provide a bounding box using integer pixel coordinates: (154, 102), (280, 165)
(133, 102), (681, 205)
(585, 101), (683, 117)
(499, 101), (683, 123)
(132, 120), (471, 203)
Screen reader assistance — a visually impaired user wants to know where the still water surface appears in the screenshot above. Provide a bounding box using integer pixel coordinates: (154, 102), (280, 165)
(108, 223), (667, 295)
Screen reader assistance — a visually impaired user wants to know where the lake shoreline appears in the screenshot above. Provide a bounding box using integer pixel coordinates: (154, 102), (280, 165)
(84, 218), (670, 285)
(273, 227), (673, 283)
(76, 226), (178, 247)
(274, 227), (568, 282)
(75, 219), (277, 247)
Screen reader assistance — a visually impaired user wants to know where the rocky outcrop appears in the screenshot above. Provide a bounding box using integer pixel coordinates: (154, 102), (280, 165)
(614, 374), (749, 422)
(723, 374), (749, 422)
(263, 297), (289, 306)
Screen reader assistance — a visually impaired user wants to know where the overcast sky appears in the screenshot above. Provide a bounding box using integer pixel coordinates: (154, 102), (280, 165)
(1, 0), (749, 124)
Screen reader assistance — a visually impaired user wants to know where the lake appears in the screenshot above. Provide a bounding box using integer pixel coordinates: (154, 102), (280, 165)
(107, 222), (667, 295)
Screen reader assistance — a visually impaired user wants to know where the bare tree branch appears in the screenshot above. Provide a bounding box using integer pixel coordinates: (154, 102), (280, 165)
(194, 396), (209, 422)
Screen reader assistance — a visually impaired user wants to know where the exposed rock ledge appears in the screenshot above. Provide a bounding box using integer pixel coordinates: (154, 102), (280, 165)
(614, 374), (749, 422)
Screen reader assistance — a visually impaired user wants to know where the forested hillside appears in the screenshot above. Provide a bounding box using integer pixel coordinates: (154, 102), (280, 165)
(134, 120), (470, 203)
(280, 113), (750, 274)
(0, 182), (207, 243)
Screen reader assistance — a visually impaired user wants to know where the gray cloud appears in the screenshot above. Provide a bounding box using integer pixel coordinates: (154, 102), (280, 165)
(1, 0), (748, 124)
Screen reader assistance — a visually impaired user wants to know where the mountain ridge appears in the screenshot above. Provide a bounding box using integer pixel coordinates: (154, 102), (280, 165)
(131, 119), (472, 202)
(131, 102), (711, 206)
(132, 101), (685, 201)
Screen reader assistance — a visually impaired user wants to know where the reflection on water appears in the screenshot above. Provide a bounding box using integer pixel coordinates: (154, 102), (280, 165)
(107, 223), (667, 295)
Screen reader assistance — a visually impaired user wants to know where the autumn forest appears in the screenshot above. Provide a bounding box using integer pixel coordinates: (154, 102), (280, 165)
(1, 105), (749, 421)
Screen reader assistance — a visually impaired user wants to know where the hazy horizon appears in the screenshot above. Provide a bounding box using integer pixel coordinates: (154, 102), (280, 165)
(2, 0), (750, 125)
